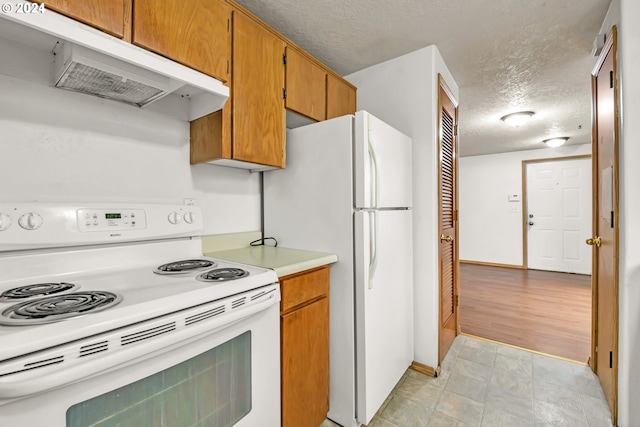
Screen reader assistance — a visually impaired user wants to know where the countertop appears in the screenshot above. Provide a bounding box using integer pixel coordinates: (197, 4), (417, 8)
(204, 245), (337, 278)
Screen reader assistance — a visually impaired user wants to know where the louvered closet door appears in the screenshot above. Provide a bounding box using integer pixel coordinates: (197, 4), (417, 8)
(438, 77), (459, 363)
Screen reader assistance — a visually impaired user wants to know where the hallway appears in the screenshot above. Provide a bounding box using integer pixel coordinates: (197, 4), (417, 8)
(458, 263), (591, 362)
(322, 335), (612, 426)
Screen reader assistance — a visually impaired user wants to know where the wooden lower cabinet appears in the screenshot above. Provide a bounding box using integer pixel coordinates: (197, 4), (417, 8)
(280, 266), (330, 427)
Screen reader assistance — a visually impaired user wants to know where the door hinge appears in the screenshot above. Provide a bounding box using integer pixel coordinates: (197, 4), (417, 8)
(611, 211), (614, 228)
(227, 18), (230, 32)
(453, 125), (458, 136)
(283, 53), (287, 65)
(282, 88), (286, 99)
(453, 209), (458, 221)
(610, 71), (614, 89)
(455, 295), (459, 306)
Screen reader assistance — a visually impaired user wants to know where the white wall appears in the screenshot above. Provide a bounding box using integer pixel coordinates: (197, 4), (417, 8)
(346, 46), (459, 369)
(615, 0), (640, 425)
(459, 144), (591, 266)
(0, 37), (260, 235)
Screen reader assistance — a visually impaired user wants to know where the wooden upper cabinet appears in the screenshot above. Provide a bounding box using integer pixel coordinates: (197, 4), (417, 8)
(285, 46), (326, 122)
(132, 0), (231, 82)
(232, 11), (286, 168)
(327, 73), (357, 119)
(43, 0), (127, 39)
(189, 1), (355, 170)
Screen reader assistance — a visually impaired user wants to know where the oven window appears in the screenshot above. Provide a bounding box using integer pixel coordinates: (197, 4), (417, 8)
(67, 331), (252, 427)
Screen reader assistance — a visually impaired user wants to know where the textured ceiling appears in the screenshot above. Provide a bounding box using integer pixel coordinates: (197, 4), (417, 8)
(234, 0), (611, 156)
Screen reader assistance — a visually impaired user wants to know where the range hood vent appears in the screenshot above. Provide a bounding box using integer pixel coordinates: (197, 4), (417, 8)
(0, 9), (229, 120)
(54, 43), (172, 107)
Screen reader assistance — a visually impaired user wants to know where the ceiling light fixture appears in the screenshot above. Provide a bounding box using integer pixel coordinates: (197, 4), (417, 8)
(500, 111), (535, 127)
(543, 137), (569, 147)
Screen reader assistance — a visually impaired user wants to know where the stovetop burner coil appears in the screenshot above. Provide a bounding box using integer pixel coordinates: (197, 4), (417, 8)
(154, 259), (217, 275)
(197, 268), (250, 282)
(0, 291), (123, 325)
(0, 282), (80, 302)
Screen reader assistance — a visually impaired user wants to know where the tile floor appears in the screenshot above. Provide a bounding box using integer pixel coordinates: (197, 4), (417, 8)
(321, 335), (614, 427)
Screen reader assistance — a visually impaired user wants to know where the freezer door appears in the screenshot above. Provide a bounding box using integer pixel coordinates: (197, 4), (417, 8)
(354, 209), (413, 425)
(354, 111), (412, 209)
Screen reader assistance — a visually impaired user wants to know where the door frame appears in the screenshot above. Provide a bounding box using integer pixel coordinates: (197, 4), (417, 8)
(437, 74), (460, 365)
(590, 25), (619, 425)
(521, 154), (592, 270)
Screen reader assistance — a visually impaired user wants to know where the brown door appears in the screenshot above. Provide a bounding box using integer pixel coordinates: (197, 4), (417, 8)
(438, 76), (459, 363)
(589, 26), (619, 425)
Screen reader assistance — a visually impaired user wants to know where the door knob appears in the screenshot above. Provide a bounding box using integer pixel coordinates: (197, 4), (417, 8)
(529, 214), (534, 218)
(528, 222), (534, 226)
(586, 236), (602, 247)
(440, 234), (453, 243)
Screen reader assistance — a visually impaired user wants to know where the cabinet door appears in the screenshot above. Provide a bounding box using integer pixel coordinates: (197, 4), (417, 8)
(232, 11), (286, 168)
(43, 0), (126, 38)
(327, 73), (357, 119)
(281, 297), (329, 427)
(285, 46), (326, 122)
(133, 0), (230, 82)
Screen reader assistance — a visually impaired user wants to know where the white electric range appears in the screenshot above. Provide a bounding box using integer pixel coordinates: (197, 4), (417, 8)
(0, 202), (280, 427)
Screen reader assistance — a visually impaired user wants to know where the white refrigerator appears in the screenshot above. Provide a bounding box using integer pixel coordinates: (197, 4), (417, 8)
(264, 111), (413, 427)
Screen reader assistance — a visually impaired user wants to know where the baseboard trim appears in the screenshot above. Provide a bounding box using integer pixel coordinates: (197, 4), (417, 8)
(459, 260), (524, 269)
(410, 361), (440, 377)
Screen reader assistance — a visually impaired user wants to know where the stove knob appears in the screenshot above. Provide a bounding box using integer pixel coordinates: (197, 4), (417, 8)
(183, 211), (196, 224)
(0, 213), (11, 231)
(167, 211), (182, 225)
(18, 212), (43, 230)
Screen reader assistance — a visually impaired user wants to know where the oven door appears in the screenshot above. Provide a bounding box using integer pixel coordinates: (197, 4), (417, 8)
(0, 290), (280, 427)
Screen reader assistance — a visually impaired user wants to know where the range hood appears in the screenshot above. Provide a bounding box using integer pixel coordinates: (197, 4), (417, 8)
(53, 43), (177, 107)
(0, 9), (228, 120)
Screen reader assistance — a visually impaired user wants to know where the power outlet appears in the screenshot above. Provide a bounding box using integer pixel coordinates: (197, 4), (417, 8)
(184, 198), (197, 206)
(510, 206), (518, 213)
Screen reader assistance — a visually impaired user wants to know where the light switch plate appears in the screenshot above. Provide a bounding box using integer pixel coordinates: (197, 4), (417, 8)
(508, 194), (520, 202)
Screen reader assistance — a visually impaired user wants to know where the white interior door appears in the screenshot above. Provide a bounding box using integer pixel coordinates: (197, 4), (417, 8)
(354, 209), (413, 425)
(354, 111), (412, 209)
(526, 157), (592, 274)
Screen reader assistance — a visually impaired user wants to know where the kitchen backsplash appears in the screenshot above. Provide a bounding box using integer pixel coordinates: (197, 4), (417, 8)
(0, 37), (260, 235)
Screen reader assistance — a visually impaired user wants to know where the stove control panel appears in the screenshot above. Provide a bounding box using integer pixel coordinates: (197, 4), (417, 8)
(77, 209), (147, 232)
(0, 213), (11, 231)
(0, 202), (204, 251)
(18, 212), (43, 230)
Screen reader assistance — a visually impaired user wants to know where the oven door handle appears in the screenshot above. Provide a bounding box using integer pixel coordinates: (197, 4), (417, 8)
(0, 289), (279, 398)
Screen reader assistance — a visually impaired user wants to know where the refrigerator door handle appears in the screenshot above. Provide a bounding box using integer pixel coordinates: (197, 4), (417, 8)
(368, 210), (378, 289)
(367, 124), (380, 208)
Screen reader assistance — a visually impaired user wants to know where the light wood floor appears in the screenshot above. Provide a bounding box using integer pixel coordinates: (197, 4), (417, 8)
(459, 263), (592, 362)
